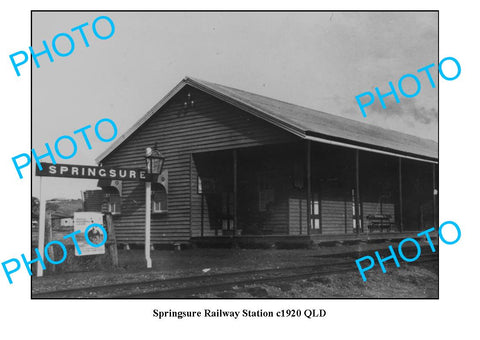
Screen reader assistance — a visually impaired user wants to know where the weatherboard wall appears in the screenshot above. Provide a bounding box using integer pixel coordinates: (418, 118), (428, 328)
(101, 86), (297, 244)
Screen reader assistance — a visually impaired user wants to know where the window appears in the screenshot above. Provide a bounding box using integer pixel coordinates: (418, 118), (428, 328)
(258, 189), (274, 212)
(197, 176), (216, 194)
(152, 184), (168, 214)
(311, 193), (320, 230)
(221, 192), (234, 230)
(258, 171), (274, 212)
(105, 189), (121, 215)
(108, 200), (121, 215)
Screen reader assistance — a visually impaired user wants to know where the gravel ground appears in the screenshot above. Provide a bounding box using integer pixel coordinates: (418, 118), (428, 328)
(32, 240), (438, 297)
(195, 261), (439, 298)
(32, 248), (347, 294)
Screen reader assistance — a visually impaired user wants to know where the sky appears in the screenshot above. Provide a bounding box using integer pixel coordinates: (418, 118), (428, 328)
(32, 11), (438, 199)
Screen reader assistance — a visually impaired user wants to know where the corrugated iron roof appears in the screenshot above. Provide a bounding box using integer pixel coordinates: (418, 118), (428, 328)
(96, 76), (438, 163)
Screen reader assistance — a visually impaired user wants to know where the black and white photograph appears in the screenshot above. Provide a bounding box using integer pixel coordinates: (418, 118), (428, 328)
(1, 1), (478, 339)
(29, 11), (439, 299)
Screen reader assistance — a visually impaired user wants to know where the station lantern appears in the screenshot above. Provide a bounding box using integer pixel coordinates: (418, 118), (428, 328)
(145, 144), (165, 177)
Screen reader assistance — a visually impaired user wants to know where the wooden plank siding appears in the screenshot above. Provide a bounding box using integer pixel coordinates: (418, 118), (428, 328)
(288, 196), (308, 235)
(320, 200), (354, 234)
(309, 144), (356, 235)
(288, 189), (354, 235)
(101, 86), (297, 244)
(191, 145), (295, 237)
(262, 198), (289, 235)
(402, 159), (435, 230)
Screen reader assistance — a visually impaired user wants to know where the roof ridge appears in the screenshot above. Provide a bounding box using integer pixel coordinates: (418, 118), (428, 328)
(186, 77), (438, 145)
(96, 76), (437, 163)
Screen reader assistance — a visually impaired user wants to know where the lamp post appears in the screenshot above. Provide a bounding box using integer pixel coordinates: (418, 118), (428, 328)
(145, 145), (165, 268)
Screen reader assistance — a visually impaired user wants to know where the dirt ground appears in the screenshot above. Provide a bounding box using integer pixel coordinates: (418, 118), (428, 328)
(32, 240), (438, 298)
(196, 261), (439, 298)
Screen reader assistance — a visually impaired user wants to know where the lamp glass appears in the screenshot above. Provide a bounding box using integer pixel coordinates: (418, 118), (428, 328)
(145, 147), (165, 175)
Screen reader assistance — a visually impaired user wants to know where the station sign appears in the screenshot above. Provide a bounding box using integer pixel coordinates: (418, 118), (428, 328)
(35, 163), (146, 181)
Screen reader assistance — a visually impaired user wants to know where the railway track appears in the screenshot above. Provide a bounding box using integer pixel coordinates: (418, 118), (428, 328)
(32, 253), (438, 299)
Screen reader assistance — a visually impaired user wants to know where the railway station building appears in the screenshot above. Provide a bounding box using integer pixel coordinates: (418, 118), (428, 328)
(95, 77), (438, 247)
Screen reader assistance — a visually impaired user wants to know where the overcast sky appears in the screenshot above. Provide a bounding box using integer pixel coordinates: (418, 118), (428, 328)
(32, 11), (438, 199)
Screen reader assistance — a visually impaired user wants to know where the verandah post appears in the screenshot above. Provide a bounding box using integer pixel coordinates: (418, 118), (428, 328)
(105, 213), (119, 267)
(233, 149), (238, 239)
(354, 149), (361, 235)
(37, 176), (46, 277)
(306, 140), (311, 236)
(433, 163), (437, 229)
(399, 157), (404, 232)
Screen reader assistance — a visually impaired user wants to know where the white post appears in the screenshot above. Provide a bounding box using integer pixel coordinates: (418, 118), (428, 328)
(145, 181), (152, 268)
(37, 177), (46, 277)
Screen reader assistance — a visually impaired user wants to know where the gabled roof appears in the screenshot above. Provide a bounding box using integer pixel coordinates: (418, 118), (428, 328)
(96, 77), (438, 163)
